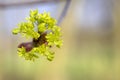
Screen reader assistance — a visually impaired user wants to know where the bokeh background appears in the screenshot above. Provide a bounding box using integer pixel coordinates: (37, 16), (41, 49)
(0, 0), (120, 80)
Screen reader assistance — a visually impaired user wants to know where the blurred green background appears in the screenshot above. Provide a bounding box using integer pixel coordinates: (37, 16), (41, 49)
(0, 0), (120, 80)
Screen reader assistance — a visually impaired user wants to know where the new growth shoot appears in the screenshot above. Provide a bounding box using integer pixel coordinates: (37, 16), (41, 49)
(12, 9), (63, 61)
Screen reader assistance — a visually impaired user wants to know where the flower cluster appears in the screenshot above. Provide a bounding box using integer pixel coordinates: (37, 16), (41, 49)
(12, 9), (63, 61)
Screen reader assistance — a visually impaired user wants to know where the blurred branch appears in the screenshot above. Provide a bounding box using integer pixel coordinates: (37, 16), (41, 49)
(0, 0), (61, 9)
(58, 0), (71, 25)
